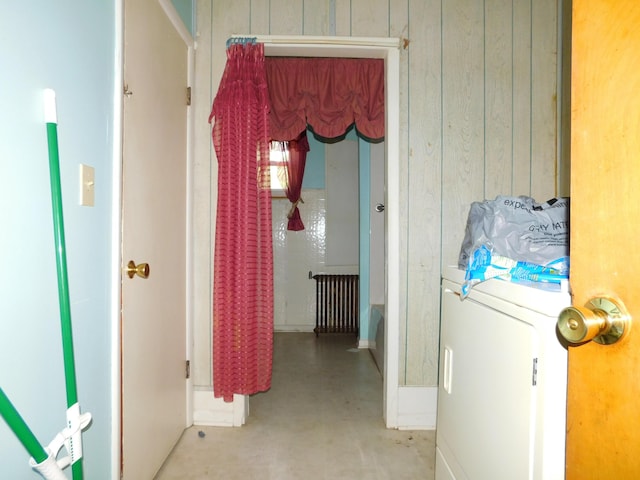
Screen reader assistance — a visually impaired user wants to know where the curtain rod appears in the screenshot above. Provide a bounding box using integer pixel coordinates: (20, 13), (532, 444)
(228, 35), (401, 49)
(226, 36), (257, 49)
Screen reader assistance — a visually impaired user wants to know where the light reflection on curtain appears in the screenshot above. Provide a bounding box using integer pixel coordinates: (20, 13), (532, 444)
(208, 41), (274, 402)
(272, 130), (310, 231)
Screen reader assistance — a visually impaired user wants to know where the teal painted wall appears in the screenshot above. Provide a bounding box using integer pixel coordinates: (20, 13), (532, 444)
(303, 131), (325, 189)
(171, 0), (195, 36)
(0, 3), (116, 478)
(358, 139), (371, 341)
(304, 127), (360, 189)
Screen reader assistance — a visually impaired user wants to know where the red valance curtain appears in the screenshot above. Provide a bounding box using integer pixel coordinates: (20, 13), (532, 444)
(265, 57), (385, 141)
(272, 130), (310, 231)
(208, 41), (274, 402)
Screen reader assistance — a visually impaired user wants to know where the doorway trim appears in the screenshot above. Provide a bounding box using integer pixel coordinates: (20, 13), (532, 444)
(158, 0), (196, 431)
(254, 35), (401, 428)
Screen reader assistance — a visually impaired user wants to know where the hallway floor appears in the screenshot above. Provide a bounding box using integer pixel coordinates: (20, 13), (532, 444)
(156, 332), (435, 479)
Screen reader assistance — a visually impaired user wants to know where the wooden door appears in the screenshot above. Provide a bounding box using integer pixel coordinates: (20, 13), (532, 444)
(121, 0), (188, 478)
(567, 1), (640, 478)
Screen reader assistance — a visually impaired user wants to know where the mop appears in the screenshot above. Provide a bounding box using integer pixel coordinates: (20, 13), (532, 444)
(0, 89), (91, 480)
(42, 88), (92, 480)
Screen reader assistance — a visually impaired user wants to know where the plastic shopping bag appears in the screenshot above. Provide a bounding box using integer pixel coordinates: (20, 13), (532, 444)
(461, 245), (568, 297)
(458, 195), (569, 268)
(458, 196), (570, 296)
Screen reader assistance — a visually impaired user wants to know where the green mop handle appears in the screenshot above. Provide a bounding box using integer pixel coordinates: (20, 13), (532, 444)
(44, 89), (83, 480)
(0, 387), (48, 464)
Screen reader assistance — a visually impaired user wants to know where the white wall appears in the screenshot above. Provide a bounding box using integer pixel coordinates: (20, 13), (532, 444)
(193, 0), (560, 389)
(326, 139), (360, 267)
(272, 145), (361, 332)
(272, 190), (327, 332)
(0, 3), (117, 478)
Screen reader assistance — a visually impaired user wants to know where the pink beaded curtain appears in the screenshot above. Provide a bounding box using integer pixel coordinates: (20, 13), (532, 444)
(208, 40), (274, 402)
(271, 130), (310, 231)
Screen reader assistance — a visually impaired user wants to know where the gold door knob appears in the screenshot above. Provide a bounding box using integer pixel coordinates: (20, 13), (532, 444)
(557, 297), (630, 345)
(126, 260), (150, 279)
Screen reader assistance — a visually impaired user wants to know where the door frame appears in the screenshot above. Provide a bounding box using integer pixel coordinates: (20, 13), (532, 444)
(254, 35), (402, 428)
(110, 1), (195, 478)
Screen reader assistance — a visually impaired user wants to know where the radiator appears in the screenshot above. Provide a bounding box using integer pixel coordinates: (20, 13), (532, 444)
(312, 274), (359, 335)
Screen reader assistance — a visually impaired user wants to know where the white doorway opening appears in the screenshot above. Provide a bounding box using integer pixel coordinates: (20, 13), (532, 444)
(255, 36), (401, 428)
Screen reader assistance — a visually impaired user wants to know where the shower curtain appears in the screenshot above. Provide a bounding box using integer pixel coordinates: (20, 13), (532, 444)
(209, 41), (274, 402)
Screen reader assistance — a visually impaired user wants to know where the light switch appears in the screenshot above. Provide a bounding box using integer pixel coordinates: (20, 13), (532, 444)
(79, 164), (95, 207)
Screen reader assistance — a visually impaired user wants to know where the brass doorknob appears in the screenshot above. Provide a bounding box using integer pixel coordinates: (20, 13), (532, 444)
(557, 297), (630, 345)
(126, 260), (150, 279)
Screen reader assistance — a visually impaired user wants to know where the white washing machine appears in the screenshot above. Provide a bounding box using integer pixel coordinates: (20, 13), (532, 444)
(436, 266), (570, 480)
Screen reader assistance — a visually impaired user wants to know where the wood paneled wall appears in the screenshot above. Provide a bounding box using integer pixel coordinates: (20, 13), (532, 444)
(192, 0), (560, 387)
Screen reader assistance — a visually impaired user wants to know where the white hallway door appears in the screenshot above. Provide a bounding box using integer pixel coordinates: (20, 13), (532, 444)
(121, 0), (188, 478)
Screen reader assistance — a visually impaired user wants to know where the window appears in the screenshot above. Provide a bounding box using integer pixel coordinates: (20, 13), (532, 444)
(269, 141), (288, 197)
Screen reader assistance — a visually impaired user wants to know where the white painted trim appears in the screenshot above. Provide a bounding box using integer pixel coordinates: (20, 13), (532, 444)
(254, 36), (402, 430)
(154, 0), (197, 431)
(384, 46), (401, 429)
(397, 386), (438, 430)
(158, 0), (195, 48)
(274, 326), (316, 333)
(276, 327), (367, 344)
(232, 35), (401, 60)
(111, 2), (124, 479)
(185, 43), (196, 429)
(193, 390), (247, 427)
(236, 34), (401, 48)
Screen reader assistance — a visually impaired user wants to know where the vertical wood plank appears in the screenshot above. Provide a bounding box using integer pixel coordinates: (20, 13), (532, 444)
(484, 0), (513, 198)
(350, 0), (389, 36)
(558, 0), (572, 197)
(405, 0), (442, 385)
(335, 0), (352, 35)
(389, 0), (407, 38)
(211, 0), (251, 90)
(512, 0), (533, 196)
(250, 0), (270, 34)
(530, 0), (558, 199)
(304, 0), (330, 35)
(269, 0), (304, 35)
(441, 0), (485, 266)
(391, 0), (411, 381)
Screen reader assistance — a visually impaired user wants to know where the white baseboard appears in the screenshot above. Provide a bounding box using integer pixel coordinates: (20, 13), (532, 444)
(358, 339), (374, 348)
(192, 388), (248, 427)
(396, 386), (438, 430)
(192, 383), (437, 431)
(273, 325), (315, 333)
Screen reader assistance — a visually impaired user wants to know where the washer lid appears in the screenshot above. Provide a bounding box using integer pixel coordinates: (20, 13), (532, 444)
(442, 265), (571, 317)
